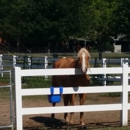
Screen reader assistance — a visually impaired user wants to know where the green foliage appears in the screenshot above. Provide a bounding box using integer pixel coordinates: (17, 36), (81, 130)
(107, 92), (121, 97)
(0, 77), (10, 83)
(104, 42), (114, 52)
(0, 0), (89, 45)
(0, 0), (130, 51)
(85, 0), (116, 51)
(23, 77), (51, 88)
(111, 0), (130, 37)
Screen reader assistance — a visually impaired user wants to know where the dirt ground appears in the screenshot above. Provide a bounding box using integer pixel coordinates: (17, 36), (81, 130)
(1, 93), (130, 130)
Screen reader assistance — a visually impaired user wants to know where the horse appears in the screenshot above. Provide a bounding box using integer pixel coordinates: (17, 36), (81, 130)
(51, 45), (91, 126)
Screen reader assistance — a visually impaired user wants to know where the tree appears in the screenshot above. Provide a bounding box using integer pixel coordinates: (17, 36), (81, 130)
(111, 0), (130, 39)
(0, 0), (90, 52)
(83, 0), (117, 51)
(1, 0), (128, 52)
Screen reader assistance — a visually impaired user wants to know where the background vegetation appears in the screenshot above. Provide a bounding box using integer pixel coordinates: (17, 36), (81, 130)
(0, 0), (130, 52)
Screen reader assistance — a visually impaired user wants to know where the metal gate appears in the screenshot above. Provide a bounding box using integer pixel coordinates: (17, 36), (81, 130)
(0, 70), (13, 129)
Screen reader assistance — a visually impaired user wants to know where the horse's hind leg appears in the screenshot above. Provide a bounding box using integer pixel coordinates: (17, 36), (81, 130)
(79, 93), (87, 126)
(51, 76), (58, 118)
(51, 103), (56, 118)
(63, 95), (69, 123)
(69, 94), (76, 125)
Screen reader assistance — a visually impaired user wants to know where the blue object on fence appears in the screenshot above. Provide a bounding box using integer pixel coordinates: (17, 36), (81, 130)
(48, 86), (63, 103)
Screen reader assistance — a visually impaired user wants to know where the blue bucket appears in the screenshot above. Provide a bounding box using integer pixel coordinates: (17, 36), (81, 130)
(48, 86), (63, 103)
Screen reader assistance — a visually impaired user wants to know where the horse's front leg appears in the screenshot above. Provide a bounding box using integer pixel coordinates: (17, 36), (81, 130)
(51, 103), (56, 118)
(79, 93), (87, 126)
(63, 95), (69, 123)
(69, 94), (76, 125)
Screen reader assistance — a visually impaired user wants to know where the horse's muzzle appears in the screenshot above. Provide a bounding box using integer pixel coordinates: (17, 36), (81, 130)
(81, 68), (87, 74)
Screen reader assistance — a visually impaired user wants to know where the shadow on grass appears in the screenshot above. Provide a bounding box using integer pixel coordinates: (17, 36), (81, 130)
(29, 116), (89, 130)
(25, 116), (129, 130)
(30, 116), (67, 129)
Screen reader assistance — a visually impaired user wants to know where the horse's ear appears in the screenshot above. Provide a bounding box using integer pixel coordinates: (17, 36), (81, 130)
(86, 45), (91, 51)
(77, 45), (81, 52)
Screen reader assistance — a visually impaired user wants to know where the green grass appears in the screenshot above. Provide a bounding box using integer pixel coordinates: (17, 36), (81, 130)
(90, 127), (130, 130)
(3, 126), (130, 130)
(22, 76), (51, 88)
(26, 126), (130, 130)
(0, 75), (10, 83)
(12, 52), (130, 59)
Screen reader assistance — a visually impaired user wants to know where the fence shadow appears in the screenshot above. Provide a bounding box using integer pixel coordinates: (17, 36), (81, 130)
(30, 116), (67, 129)
(29, 116), (127, 130)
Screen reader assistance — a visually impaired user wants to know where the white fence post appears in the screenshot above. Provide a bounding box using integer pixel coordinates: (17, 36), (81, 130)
(14, 67), (22, 130)
(120, 58), (124, 67)
(120, 58), (128, 66)
(28, 56), (31, 69)
(121, 58), (128, 66)
(13, 55), (16, 68)
(0, 54), (3, 77)
(121, 63), (128, 126)
(124, 58), (128, 65)
(44, 56), (48, 79)
(102, 58), (106, 86)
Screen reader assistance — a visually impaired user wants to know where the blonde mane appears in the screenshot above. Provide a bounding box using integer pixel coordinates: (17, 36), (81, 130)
(77, 48), (91, 58)
(77, 48), (91, 69)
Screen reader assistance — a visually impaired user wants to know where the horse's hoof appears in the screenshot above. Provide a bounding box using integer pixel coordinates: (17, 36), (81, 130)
(79, 125), (87, 130)
(80, 121), (85, 126)
(66, 124), (74, 130)
(69, 121), (74, 125)
(66, 118), (69, 122)
(51, 114), (55, 118)
(64, 117), (69, 125)
(64, 121), (69, 125)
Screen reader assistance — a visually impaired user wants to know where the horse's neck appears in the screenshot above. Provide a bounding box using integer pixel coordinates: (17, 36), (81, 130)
(74, 59), (79, 68)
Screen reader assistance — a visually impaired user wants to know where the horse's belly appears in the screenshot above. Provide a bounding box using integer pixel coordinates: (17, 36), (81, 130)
(56, 76), (69, 87)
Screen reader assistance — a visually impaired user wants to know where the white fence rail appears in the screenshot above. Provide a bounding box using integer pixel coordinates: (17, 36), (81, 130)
(14, 64), (130, 130)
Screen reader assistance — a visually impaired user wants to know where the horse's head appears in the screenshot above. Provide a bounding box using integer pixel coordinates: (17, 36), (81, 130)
(77, 45), (91, 74)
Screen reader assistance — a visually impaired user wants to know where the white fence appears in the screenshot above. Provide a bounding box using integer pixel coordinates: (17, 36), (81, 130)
(14, 63), (130, 130)
(0, 55), (129, 71)
(1, 54), (130, 86)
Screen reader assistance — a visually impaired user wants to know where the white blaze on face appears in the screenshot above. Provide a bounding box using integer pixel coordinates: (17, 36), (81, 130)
(82, 53), (86, 72)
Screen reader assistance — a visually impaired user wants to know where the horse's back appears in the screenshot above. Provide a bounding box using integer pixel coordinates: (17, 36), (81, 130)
(52, 57), (75, 87)
(53, 57), (75, 68)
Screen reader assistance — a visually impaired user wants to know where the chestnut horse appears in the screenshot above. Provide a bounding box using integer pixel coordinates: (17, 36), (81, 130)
(51, 45), (90, 126)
